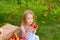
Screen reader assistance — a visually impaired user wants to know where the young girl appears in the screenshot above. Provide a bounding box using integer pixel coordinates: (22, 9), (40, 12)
(21, 10), (39, 40)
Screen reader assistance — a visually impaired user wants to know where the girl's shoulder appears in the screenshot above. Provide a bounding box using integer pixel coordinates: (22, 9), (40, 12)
(21, 25), (25, 30)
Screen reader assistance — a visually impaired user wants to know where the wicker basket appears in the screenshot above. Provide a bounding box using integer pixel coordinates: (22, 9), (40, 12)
(1, 24), (22, 40)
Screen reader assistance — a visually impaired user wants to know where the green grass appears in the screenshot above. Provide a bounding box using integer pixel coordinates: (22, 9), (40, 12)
(36, 24), (60, 40)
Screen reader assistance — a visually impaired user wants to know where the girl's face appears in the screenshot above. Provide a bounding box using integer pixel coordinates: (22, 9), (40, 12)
(26, 14), (33, 26)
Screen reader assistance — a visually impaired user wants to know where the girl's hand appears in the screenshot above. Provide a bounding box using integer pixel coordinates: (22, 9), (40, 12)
(31, 25), (38, 33)
(30, 26), (35, 31)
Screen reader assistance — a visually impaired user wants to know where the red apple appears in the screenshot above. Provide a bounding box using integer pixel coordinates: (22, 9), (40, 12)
(19, 37), (23, 40)
(12, 37), (16, 40)
(0, 31), (2, 35)
(32, 25), (37, 29)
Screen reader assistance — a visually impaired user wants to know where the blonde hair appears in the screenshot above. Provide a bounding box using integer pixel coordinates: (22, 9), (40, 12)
(22, 10), (36, 27)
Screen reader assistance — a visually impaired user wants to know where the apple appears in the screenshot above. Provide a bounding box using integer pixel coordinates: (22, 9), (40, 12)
(32, 25), (37, 29)
(12, 37), (16, 40)
(0, 31), (2, 35)
(19, 37), (23, 40)
(0, 29), (3, 36)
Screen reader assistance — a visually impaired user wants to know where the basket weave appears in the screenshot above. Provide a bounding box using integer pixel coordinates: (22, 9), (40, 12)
(1, 24), (22, 40)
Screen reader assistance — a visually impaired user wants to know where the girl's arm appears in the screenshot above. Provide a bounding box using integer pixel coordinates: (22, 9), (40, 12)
(34, 27), (38, 33)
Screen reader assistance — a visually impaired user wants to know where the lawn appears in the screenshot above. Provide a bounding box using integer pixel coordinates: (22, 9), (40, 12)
(0, 0), (60, 40)
(37, 24), (60, 40)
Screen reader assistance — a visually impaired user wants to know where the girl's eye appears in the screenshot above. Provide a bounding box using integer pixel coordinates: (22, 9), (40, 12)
(27, 18), (33, 19)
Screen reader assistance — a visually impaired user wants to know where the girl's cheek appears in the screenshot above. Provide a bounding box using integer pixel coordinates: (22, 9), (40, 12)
(27, 20), (30, 23)
(32, 19), (33, 23)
